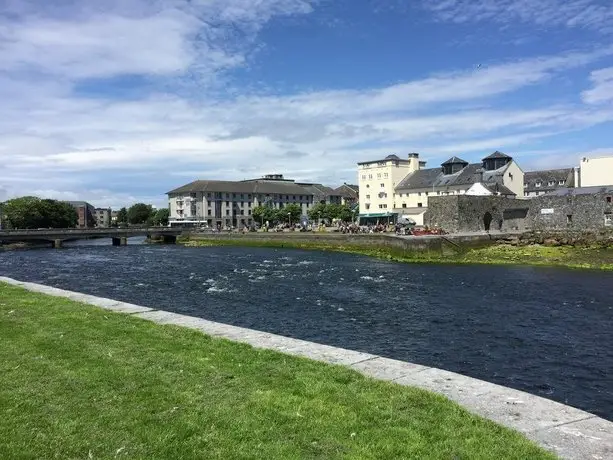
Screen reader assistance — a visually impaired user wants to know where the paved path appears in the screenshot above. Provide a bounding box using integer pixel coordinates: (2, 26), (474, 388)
(1, 276), (611, 459)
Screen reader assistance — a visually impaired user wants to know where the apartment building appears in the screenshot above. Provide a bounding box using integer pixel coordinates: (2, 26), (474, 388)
(523, 169), (574, 197)
(65, 201), (96, 228)
(334, 183), (359, 207)
(94, 207), (112, 227)
(358, 154), (422, 220)
(167, 174), (320, 228)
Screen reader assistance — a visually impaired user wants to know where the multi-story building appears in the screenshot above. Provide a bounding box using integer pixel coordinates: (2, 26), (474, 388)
(576, 155), (613, 187)
(167, 174), (320, 228)
(523, 169), (574, 197)
(65, 201), (96, 228)
(358, 154), (422, 220)
(357, 151), (524, 225)
(334, 183), (359, 207)
(297, 183), (343, 205)
(94, 207), (112, 227)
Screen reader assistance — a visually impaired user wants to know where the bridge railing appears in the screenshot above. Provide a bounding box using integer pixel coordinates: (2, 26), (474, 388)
(0, 226), (177, 235)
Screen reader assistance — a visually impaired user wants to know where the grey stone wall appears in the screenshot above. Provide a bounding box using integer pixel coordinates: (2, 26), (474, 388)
(528, 193), (613, 231)
(426, 196), (526, 233)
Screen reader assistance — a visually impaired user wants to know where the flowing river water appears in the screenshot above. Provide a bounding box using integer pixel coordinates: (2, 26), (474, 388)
(1, 239), (612, 420)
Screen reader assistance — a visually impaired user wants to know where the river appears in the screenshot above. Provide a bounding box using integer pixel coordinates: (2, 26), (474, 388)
(1, 240), (612, 421)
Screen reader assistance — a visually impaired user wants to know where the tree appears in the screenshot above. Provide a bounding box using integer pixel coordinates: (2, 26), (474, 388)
(337, 204), (355, 223)
(117, 207), (128, 224)
(278, 203), (302, 224)
(127, 203), (153, 225)
(152, 208), (170, 226)
(0, 197), (77, 229)
(307, 203), (327, 222)
(252, 206), (276, 226)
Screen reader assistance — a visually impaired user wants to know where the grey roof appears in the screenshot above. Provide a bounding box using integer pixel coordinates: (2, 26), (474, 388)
(297, 183), (340, 197)
(334, 183), (359, 198)
(483, 150), (511, 160)
(441, 156), (468, 165)
(524, 169), (574, 193)
(395, 162), (510, 191)
(543, 186), (613, 196)
(384, 154), (400, 160)
(167, 180), (313, 196)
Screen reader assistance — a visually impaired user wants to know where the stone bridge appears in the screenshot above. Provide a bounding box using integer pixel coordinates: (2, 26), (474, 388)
(0, 227), (183, 248)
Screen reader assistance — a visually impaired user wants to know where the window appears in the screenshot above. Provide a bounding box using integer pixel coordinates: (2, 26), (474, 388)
(523, 184), (527, 188)
(207, 193), (211, 198)
(361, 175), (366, 180)
(378, 204), (388, 209)
(567, 214), (573, 224)
(365, 194), (370, 199)
(417, 202), (423, 207)
(240, 210), (244, 215)
(248, 210), (252, 215)
(425, 192), (429, 196)
(509, 173), (513, 180)
(225, 193), (229, 198)
(366, 184), (370, 188)
(402, 203), (407, 208)
(377, 173), (381, 179)
(418, 192), (422, 196)
(437, 191), (441, 195)
(548, 181), (555, 186)
(535, 182), (542, 188)
(207, 210), (211, 216)
(559, 180), (565, 185)
(605, 213), (612, 226)
(368, 174), (373, 179)
(380, 183), (385, 188)
(226, 201), (230, 206)
(226, 210), (230, 216)
(384, 173), (389, 179)
(365, 204), (370, 210)
(607, 196), (612, 203)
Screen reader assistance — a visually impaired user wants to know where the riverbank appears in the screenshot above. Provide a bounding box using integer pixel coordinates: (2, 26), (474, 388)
(181, 234), (613, 270)
(0, 281), (555, 459)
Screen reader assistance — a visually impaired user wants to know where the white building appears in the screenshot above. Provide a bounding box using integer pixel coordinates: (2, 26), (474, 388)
(392, 152), (524, 225)
(576, 155), (613, 187)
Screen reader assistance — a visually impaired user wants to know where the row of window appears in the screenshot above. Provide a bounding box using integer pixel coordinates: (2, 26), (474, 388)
(361, 173), (389, 180)
(528, 180), (566, 188)
(181, 193), (312, 201)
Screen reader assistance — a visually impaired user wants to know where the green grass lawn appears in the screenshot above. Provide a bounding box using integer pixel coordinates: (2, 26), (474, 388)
(0, 283), (556, 460)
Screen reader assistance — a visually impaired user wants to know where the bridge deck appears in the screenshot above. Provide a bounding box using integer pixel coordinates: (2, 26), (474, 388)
(0, 227), (182, 242)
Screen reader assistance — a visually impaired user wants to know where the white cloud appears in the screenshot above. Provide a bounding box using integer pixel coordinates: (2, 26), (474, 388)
(422, 0), (613, 33)
(582, 67), (613, 104)
(2, 1), (613, 207)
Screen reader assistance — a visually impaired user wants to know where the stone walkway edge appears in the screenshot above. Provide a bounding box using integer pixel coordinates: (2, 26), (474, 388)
(1, 276), (611, 460)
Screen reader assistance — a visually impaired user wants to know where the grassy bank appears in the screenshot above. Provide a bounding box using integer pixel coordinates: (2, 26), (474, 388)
(0, 282), (555, 459)
(182, 236), (613, 270)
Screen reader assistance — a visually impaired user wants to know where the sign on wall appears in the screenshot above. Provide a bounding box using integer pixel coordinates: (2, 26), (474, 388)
(540, 208), (554, 215)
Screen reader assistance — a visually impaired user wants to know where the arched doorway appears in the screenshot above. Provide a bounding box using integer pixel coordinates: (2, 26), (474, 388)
(483, 212), (493, 231)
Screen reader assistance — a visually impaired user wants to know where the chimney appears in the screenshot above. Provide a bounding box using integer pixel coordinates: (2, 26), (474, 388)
(407, 152), (420, 173)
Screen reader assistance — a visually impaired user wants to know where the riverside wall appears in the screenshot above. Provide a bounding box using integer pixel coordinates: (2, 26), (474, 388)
(184, 231), (509, 254)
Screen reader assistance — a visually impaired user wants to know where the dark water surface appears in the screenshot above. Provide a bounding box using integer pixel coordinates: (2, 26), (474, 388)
(1, 242), (612, 420)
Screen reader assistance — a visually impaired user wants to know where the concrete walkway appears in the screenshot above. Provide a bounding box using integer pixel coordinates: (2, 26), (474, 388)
(1, 276), (611, 459)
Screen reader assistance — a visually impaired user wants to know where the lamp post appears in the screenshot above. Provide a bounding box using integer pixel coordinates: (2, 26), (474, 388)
(288, 212), (291, 227)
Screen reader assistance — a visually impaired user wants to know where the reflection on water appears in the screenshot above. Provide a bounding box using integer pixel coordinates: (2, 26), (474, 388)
(1, 244), (612, 420)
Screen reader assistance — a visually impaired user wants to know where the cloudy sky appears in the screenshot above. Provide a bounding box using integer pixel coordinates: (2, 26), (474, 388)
(2, 0), (613, 208)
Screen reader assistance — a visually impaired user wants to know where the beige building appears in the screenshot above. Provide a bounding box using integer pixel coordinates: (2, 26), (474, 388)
(358, 154), (423, 219)
(357, 151), (524, 225)
(577, 155), (613, 187)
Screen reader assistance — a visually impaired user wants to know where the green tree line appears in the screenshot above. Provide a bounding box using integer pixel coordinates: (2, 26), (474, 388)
(252, 203), (356, 226)
(0, 197), (78, 229)
(0, 197), (170, 229)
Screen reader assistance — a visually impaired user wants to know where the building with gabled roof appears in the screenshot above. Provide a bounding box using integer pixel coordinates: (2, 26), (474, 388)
(523, 168), (574, 197)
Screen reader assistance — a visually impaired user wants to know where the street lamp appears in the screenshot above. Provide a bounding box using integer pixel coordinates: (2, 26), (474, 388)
(288, 212), (291, 227)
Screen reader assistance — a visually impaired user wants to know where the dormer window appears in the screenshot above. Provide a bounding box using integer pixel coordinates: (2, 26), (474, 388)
(535, 182), (542, 188)
(559, 180), (565, 185)
(548, 181), (555, 186)
(441, 156), (469, 175)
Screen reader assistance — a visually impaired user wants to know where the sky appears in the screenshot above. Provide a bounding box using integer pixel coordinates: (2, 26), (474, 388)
(1, 0), (613, 208)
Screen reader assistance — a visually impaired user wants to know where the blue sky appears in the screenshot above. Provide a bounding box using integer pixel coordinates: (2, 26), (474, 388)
(1, 0), (613, 208)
